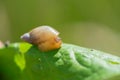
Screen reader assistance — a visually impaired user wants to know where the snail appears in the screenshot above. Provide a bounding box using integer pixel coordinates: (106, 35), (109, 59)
(20, 26), (62, 52)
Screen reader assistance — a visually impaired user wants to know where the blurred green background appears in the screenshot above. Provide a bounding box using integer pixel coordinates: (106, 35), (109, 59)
(0, 0), (120, 56)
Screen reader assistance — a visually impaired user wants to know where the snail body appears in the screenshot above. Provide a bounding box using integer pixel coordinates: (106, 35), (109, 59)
(21, 26), (62, 52)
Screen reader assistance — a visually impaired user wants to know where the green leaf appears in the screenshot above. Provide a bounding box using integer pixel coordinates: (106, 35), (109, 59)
(0, 43), (31, 80)
(0, 43), (22, 80)
(23, 43), (120, 80)
(0, 43), (120, 80)
(14, 43), (31, 71)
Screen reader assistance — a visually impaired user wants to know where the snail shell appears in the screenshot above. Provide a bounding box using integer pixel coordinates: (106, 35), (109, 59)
(21, 26), (62, 52)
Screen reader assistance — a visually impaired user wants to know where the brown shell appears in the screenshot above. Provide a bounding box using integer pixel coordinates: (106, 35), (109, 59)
(21, 26), (62, 52)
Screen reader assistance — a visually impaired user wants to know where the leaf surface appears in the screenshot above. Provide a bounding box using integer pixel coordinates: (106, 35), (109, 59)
(0, 43), (120, 80)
